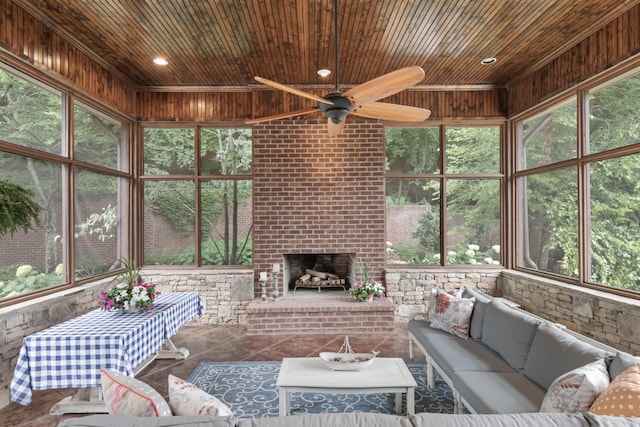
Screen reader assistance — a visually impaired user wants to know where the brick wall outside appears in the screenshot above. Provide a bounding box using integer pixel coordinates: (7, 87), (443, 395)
(251, 119), (387, 294)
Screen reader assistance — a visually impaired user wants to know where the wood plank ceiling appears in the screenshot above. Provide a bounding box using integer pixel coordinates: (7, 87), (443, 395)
(12, 0), (640, 89)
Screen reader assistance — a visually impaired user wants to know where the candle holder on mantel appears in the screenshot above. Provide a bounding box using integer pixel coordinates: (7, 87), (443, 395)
(272, 263), (280, 301)
(259, 272), (269, 303)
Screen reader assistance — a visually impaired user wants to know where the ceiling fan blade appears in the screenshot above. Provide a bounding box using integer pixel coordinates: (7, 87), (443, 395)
(351, 102), (431, 122)
(327, 117), (345, 137)
(254, 76), (334, 106)
(343, 66), (425, 107)
(245, 107), (318, 124)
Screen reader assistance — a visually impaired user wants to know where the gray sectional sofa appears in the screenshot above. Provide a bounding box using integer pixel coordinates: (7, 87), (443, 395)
(59, 289), (640, 426)
(58, 412), (640, 426)
(408, 288), (637, 414)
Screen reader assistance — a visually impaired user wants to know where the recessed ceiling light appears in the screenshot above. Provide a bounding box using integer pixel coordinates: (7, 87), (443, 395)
(481, 57), (497, 65)
(153, 57), (169, 66)
(317, 68), (331, 77)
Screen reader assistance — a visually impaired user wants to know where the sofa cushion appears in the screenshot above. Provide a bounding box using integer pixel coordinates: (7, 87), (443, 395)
(235, 413), (413, 427)
(429, 289), (475, 339)
(452, 371), (546, 413)
(481, 300), (540, 371)
(590, 363), (640, 417)
(609, 351), (640, 380)
(168, 374), (233, 416)
(540, 359), (610, 413)
(523, 322), (611, 390)
(410, 412), (590, 427)
(409, 319), (463, 346)
(461, 288), (492, 341)
(425, 333), (517, 374)
(100, 369), (172, 417)
(583, 412), (640, 426)
(57, 415), (236, 427)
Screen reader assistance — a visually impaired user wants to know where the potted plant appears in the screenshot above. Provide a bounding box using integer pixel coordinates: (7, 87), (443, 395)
(97, 257), (159, 313)
(0, 180), (42, 237)
(349, 256), (385, 302)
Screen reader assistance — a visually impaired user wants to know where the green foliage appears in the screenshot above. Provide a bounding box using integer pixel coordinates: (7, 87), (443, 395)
(0, 180), (42, 237)
(413, 211), (439, 253)
(385, 127), (440, 174)
(0, 263), (62, 299)
(165, 238), (253, 266)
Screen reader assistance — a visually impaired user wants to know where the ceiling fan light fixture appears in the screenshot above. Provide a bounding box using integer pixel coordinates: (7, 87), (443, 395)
(317, 68), (331, 77)
(481, 57), (497, 65)
(318, 94), (354, 123)
(153, 57), (169, 66)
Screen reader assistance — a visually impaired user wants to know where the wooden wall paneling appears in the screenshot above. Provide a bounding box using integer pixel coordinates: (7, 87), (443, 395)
(509, 4), (640, 115)
(0, 0), (136, 116)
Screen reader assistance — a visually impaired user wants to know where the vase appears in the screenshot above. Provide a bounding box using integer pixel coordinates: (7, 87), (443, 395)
(366, 295), (374, 302)
(123, 305), (142, 313)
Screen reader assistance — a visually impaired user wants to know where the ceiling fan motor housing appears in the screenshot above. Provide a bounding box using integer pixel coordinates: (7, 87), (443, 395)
(318, 93), (354, 124)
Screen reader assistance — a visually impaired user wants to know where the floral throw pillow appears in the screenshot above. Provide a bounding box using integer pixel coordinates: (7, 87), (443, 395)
(168, 374), (233, 416)
(427, 289), (461, 321)
(428, 289), (475, 339)
(540, 359), (610, 413)
(100, 369), (172, 417)
(590, 363), (640, 417)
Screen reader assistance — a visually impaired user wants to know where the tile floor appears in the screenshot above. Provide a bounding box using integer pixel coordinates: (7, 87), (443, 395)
(1, 323), (412, 427)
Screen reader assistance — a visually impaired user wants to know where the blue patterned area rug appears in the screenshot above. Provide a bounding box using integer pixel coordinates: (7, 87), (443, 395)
(187, 361), (454, 419)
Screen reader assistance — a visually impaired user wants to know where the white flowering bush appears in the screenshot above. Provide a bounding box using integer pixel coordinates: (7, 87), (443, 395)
(0, 263), (63, 299)
(447, 244), (500, 265)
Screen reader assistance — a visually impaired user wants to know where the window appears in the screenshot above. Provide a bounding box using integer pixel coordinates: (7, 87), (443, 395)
(0, 68), (63, 154)
(515, 70), (640, 294)
(385, 125), (502, 266)
(0, 64), (131, 304)
(142, 127), (252, 266)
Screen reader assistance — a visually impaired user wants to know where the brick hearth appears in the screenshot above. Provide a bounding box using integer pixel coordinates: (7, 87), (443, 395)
(246, 293), (395, 335)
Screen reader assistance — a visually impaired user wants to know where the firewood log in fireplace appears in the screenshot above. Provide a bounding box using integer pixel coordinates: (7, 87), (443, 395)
(305, 268), (328, 280)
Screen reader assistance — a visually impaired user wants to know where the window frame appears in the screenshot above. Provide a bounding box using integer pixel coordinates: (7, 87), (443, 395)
(138, 123), (253, 268)
(384, 122), (506, 268)
(0, 61), (134, 307)
(512, 63), (640, 299)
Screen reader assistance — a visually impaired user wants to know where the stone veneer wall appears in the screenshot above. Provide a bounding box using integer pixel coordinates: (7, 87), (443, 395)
(3, 267), (640, 410)
(147, 269), (254, 324)
(500, 270), (640, 354)
(384, 268), (502, 319)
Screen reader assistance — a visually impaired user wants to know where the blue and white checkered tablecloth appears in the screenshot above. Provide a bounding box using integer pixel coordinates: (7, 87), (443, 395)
(10, 292), (202, 406)
(153, 291), (204, 339)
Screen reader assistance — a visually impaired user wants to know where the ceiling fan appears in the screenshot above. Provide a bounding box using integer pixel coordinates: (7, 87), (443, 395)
(245, 0), (431, 137)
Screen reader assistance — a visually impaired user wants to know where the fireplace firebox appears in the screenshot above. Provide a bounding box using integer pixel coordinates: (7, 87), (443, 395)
(283, 253), (355, 293)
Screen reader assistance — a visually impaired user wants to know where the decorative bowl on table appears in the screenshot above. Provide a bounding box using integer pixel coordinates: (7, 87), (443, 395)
(319, 336), (379, 371)
(319, 351), (378, 370)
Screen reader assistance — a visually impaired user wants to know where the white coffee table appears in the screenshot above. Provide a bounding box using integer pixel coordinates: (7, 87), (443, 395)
(276, 357), (417, 416)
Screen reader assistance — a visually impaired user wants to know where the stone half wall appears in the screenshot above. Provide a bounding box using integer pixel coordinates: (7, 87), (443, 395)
(147, 269), (254, 325)
(3, 267), (640, 410)
(500, 270), (640, 354)
(384, 268), (502, 320)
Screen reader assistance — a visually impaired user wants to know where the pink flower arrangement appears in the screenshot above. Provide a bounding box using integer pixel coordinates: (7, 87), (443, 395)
(98, 280), (159, 313)
(350, 280), (385, 302)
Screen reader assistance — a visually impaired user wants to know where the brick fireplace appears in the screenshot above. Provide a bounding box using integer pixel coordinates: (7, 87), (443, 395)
(251, 119), (387, 298)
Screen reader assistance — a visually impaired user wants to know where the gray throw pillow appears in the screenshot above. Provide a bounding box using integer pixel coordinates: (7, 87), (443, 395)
(609, 351), (640, 380)
(481, 300), (540, 371)
(462, 288), (492, 341)
(523, 321), (610, 390)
